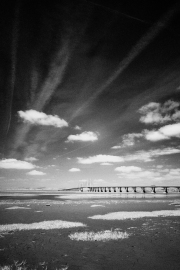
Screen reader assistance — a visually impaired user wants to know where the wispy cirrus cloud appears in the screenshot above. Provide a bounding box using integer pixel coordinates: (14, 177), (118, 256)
(0, 159), (36, 169)
(72, 3), (178, 119)
(26, 170), (46, 175)
(139, 100), (180, 125)
(78, 155), (124, 164)
(18, 110), (68, 128)
(67, 131), (98, 142)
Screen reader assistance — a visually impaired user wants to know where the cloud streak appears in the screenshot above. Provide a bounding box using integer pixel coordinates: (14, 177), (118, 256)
(11, 38), (71, 156)
(72, 2), (179, 118)
(5, 1), (20, 139)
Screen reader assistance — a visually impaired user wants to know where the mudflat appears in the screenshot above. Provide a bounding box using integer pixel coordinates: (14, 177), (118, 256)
(0, 191), (180, 270)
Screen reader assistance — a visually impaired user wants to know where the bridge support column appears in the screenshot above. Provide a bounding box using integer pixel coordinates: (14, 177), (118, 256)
(118, 187), (122, 192)
(141, 187), (146, 193)
(133, 187), (137, 193)
(101, 188), (103, 192)
(113, 187), (116, 192)
(125, 187), (129, 192)
(108, 187), (111, 192)
(177, 187), (180, 192)
(151, 187), (156, 193)
(104, 187), (107, 192)
(164, 187), (168, 194)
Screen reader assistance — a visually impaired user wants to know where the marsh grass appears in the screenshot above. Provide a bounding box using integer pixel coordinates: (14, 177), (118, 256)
(0, 220), (86, 233)
(69, 229), (129, 241)
(89, 209), (180, 220)
(0, 261), (69, 270)
(0, 261), (28, 270)
(5, 207), (31, 210)
(90, 205), (105, 207)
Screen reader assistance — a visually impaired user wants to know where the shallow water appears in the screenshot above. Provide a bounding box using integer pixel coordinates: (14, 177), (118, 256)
(0, 191), (180, 270)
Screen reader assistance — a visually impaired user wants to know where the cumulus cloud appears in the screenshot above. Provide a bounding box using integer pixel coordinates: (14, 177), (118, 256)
(94, 179), (105, 182)
(100, 163), (113, 165)
(111, 145), (122, 149)
(117, 170), (161, 184)
(123, 147), (180, 162)
(111, 133), (143, 149)
(18, 110), (68, 128)
(69, 168), (81, 172)
(139, 100), (180, 124)
(115, 166), (142, 173)
(74, 125), (81, 130)
(168, 168), (180, 175)
(78, 155), (124, 164)
(144, 123), (180, 141)
(144, 130), (169, 141)
(26, 170), (46, 175)
(24, 157), (38, 162)
(0, 159), (36, 169)
(67, 131), (98, 142)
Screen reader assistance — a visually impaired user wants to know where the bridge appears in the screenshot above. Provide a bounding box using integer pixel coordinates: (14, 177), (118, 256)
(64, 186), (180, 194)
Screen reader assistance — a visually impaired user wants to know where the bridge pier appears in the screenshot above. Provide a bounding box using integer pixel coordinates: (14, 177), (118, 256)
(75, 185), (180, 193)
(141, 187), (146, 193)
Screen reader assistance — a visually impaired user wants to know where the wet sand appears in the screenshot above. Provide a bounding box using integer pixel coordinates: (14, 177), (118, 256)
(0, 191), (180, 269)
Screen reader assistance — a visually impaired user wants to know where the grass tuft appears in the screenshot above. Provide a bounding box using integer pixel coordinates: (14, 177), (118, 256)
(69, 229), (129, 241)
(0, 261), (68, 270)
(89, 210), (180, 220)
(0, 220), (86, 233)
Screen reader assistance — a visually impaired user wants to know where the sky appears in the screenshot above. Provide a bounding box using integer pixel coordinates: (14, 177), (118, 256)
(0, 0), (180, 190)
